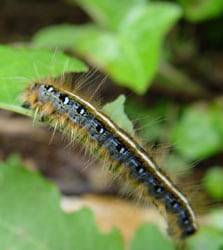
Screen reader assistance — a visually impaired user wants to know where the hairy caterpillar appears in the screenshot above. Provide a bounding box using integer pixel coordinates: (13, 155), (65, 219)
(22, 73), (198, 239)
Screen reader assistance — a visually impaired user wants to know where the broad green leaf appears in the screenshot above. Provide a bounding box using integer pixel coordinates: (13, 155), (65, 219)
(171, 105), (222, 160)
(129, 224), (175, 250)
(74, 3), (182, 94)
(0, 155), (123, 250)
(0, 45), (87, 115)
(203, 167), (223, 200)
(75, 0), (147, 30)
(177, 0), (223, 22)
(32, 3), (182, 94)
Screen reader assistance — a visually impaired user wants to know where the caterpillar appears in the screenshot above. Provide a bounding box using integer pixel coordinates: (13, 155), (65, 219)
(22, 73), (198, 239)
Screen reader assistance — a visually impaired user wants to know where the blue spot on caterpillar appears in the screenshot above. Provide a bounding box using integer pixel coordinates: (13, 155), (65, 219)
(23, 76), (198, 239)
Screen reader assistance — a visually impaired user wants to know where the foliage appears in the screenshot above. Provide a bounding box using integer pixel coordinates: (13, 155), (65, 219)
(129, 224), (174, 250)
(0, 45), (87, 115)
(0, 155), (123, 250)
(33, 1), (182, 94)
(171, 104), (223, 160)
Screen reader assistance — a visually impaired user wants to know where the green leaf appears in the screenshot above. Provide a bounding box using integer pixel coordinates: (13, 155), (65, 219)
(102, 95), (135, 136)
(171, 105), (222, 160)
(0, 45), (87, 115)
(203, 167), (223, 200)
(177, 0), (223, 22)
(32, 2), (182, 94)
(0, 155), (123, 250)
(129, 224), (175, 250)
(76, 0), (147, 30)
(74, 3), (182, 94)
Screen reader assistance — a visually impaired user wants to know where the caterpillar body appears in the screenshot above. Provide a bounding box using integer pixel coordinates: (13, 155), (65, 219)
(23, 74), (198, 239)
